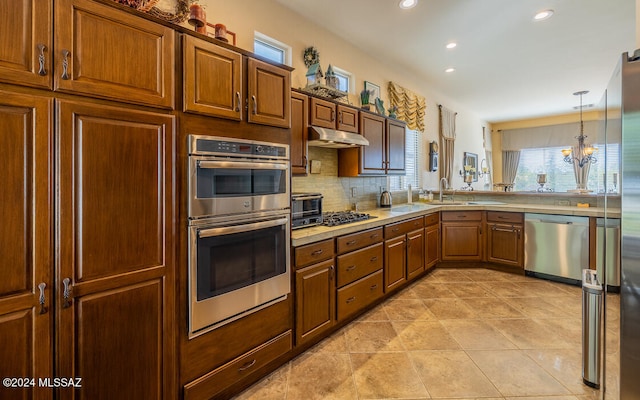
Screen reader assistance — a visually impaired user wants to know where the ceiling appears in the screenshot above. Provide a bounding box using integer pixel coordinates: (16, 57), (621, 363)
(275, 0), (636, 123)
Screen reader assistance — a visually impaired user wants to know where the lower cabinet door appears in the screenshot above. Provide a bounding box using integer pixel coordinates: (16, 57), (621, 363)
(407, 228), (425, 280)
(384, 236), (407, 291)
(295, 259), (335, 345)
(424, 224), (440, 268)
(336, 270), (383, 321)
(487, 223), (523, 267)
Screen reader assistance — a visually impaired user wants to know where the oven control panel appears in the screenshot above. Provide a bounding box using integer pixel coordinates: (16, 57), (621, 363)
(191, 135), (288, 159)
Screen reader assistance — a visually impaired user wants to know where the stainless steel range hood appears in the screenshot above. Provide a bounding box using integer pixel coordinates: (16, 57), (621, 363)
(307, 126), (369, 148)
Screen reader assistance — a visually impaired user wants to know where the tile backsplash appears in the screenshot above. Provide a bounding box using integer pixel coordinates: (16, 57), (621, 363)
(292, 147), (388, 212)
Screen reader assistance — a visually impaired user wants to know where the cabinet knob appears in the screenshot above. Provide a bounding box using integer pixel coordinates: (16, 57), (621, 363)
(60, 50), (71, 80)
(37, 44), (47, 76)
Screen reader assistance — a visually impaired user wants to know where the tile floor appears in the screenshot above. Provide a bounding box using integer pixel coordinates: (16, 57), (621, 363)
(234, 268), (620, 400)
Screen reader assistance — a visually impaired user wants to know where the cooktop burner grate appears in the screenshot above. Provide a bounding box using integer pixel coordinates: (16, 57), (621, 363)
(322, 211), (375, 227)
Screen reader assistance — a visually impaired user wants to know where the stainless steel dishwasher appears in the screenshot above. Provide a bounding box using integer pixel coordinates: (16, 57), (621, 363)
(524, 213), (590, 283)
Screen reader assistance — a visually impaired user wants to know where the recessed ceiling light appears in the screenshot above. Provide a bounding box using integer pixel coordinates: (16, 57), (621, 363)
(445, 67), (455, 73)
(446, 42), (457, 49)
(399, 0), (418, 10)
(533, 9), (554, 21)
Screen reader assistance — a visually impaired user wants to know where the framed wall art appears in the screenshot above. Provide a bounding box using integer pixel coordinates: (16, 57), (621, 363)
(364, 81), (380, 105)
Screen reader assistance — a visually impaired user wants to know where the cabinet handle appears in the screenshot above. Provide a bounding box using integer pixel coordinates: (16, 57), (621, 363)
(516, 229), (521, 239)
(238, 359), (256, 372)
(346, 296), (356, 303)
(370, 233), (379, 239)
(498, 216), (508, 219)
(303, 155), (308, 167)
(331, 109), (335, 122)
(370, 284), (378, 291)
(492, 226), (516, 233)
(370, 256), (378, 262)
(478, 226), (482, 235)
(338, 110), (342, 123)
(38, 282), (47, 314)
(346, 265), (356, 272)
(329, 265), (335, 280)
(60, 50), (71, 80)
(392, 228), (399, 232)
(457, 215), (466, 218)
(37, 44), (47, 76)
(311, 249), (323, 256)
(62, 278), (71, 308)
(346, 240), (357, 246)
(235, 92), (241, 112)
(251, 95), (257, 114)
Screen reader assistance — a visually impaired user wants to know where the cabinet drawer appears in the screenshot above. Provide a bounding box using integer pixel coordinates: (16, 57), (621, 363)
(441, 211), (482, 222)
(337, 270), (383, 321)
(384, 217), (424, 238)
(486, 211), (523, 224)
(295, 239), (334, 267)
(184, 331), (292, 400)
(336, 243), (383, 287)
(336, 227), (383, 254)
(424, 212), (440, 227)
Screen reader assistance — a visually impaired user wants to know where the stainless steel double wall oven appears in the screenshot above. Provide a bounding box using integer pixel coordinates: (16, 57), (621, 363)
(187, 135), (290, 337)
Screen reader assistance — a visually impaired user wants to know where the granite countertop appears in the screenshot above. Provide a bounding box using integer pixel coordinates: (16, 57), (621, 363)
(291, 202), (621, 247)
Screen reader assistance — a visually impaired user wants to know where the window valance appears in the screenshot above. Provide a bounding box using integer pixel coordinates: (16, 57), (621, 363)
(388, 81), (426, 132)
(501, 121), (600, 150)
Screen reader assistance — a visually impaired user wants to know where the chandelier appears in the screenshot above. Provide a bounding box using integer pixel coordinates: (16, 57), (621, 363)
(562, 90), (597, 167)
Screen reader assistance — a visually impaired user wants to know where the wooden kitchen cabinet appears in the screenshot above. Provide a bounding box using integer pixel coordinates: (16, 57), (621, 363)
(54, 0), (175, 108)
(0, 0), (52, 89)
(183, 34), (243, 120)
(0, 91), (53, 400)
(294, 239), (335, 345)
(309, 98), (359, 133)
(486, 211), (524, 268)
(407, 228), (425, 280)
(309, 97), (336, 128)
(384, 217), (425, 290)
(441, 211), (484, 261)
(291, 90), (309, 175)
(56, 99), (176, 399)
(246, 57), (291, 128)
(386, 118), (406, 174)
(424, 213), (440, 269)
(295, 259), (335, 346)
(182, 34), (290, 127)
(338, 112), (406, 176)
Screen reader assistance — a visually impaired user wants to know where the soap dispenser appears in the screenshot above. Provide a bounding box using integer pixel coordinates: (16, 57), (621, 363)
(407, 184), (412, 204)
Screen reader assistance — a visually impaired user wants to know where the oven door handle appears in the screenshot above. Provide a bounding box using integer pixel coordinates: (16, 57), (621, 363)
(198, 218), (289, 238)
(198, 160), (288, 170)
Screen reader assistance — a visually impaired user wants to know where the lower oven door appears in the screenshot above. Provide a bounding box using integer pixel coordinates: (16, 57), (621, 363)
(188, 212), (291, 337)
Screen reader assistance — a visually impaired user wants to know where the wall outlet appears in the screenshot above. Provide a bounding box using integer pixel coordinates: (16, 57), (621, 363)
(558, 200), (570, 206)
(351, 187), (357, 197)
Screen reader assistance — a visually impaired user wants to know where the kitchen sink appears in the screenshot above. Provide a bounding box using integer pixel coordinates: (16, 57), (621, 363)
(466, 200), (507, 205)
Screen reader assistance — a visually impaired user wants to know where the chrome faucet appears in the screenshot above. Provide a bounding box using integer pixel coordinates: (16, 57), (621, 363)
(439, 177), (448, 202)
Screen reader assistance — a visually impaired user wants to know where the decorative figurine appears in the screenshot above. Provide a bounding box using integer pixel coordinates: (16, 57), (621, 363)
(375, 98), (386, 116)
(360, 89), (372, 110)
(388, 105), (398, 118)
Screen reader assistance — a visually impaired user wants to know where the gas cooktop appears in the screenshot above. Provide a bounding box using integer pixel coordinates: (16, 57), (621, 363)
(322, 211), (375, 227)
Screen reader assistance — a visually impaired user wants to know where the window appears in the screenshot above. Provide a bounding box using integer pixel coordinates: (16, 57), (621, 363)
(253, 32), (291, 66)
(514, 143), (620, 193)
(389, 129), (421, 191)
(331, 66), (354, 93)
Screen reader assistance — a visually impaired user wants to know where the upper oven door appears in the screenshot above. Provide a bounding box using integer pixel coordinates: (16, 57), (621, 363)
(189, 156), (290, 218)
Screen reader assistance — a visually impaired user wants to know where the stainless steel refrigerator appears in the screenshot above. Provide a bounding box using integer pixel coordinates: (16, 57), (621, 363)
(605, 50), (640, 399)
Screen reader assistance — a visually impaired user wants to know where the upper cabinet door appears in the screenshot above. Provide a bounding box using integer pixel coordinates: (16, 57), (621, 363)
(0, 0), (52, 89)
(336, 105), (358, 133)
(291, 91), (309, 175)
(54, 0), (175, 109)
(309, 97), (336, 129)
(0, 91), (53, 399)
(359, 112), (386, 174)
(183, 34), (243, 120)
(386, 119), (406, 174)
(247, 57), (291, 128)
